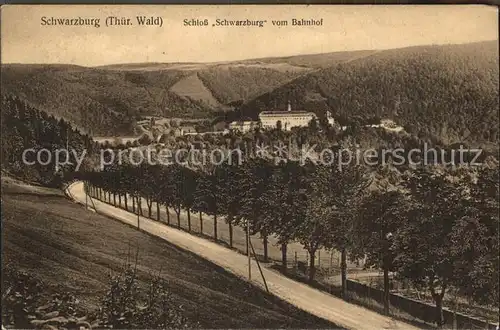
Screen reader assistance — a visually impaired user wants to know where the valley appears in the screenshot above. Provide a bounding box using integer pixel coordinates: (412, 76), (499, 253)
(2, 41), (498, 149)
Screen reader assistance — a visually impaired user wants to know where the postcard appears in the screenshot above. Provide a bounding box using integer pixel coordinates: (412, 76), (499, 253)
(1, 4), (498, 330)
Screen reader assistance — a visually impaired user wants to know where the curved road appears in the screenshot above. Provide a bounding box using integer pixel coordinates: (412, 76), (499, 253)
(67, 181), (420, 330)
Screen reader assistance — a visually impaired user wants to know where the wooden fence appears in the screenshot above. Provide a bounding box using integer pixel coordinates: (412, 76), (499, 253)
(346, 279), (498, 329)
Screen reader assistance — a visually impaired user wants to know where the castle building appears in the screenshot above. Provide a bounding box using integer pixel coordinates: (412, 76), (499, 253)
(229, 102), (336, 132)
(258, 101), (318, 131)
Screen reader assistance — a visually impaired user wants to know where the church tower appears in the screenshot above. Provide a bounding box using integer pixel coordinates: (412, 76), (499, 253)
(287, 100), (292, 112)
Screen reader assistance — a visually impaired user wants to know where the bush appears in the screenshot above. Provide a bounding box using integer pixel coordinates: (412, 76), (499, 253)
(2, 262), (196, 329)
(1, 265), (89, 329)
(99, 263), (197, 329)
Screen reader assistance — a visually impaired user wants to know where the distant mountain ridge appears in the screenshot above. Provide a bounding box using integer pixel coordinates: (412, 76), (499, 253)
(96, 49), (378, 70)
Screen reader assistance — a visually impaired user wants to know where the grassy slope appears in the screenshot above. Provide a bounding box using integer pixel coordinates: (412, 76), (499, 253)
(169, 73), (222, 107)
(1, 178), (338, 329)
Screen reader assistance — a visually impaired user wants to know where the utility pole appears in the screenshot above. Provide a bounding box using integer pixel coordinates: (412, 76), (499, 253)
(383, 231), (393, 316)
(137, 196), (140, 230)
(330, 251), (333, 274)
(249, 238), (269, 293)
(247, 218), (251, 280)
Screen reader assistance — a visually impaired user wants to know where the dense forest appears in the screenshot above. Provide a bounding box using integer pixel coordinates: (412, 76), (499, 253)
(1, 65), (215, 135)
(0, 94), (98, 185)
(239, 41), (499, 149)
(2, 89), (497, 187)
(197, 67), (304, 104)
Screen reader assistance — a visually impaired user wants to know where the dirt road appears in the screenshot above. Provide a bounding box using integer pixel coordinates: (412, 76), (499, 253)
(67, 181), (421, 330)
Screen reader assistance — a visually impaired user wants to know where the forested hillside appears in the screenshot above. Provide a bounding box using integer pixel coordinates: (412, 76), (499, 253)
(0, 94), (97, 185)
(1, 49), (373, 136)
(197, 67), (304, 104)
(1, 65), (212, 135)
(4, 41), (498, 145)
(239, 41), (499, 148)
(1, 64), (302, 135)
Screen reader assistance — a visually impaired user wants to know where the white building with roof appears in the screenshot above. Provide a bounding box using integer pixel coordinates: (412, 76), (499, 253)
(326, 111), (335, 126)
(259, 102), (319, 131)
(229, 120), (256, 133)
(367, 118), (404, 132)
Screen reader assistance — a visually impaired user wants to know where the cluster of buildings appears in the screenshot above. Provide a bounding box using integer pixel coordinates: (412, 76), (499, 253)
(100, 105), (403, 149)
(229, 102), (335, 133)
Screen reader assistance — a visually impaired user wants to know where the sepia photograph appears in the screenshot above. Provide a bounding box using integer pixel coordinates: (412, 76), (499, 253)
(1, 4), (499, 330)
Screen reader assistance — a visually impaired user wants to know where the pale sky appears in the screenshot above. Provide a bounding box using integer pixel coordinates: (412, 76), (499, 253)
(1, 5), (498, 66)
